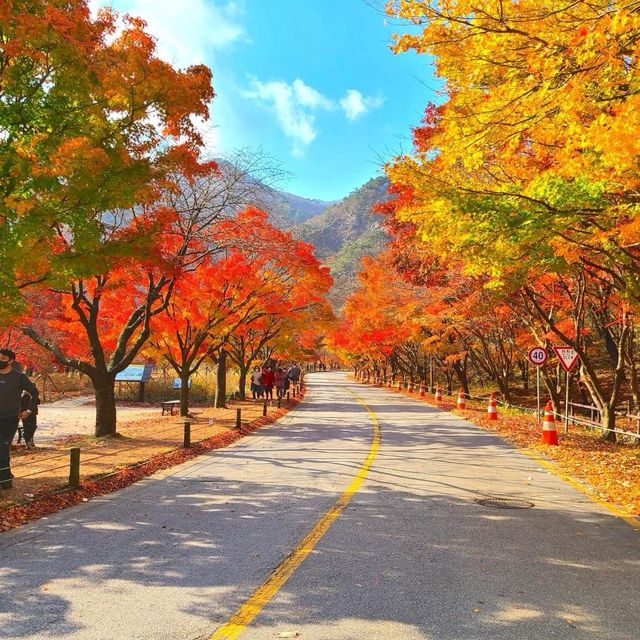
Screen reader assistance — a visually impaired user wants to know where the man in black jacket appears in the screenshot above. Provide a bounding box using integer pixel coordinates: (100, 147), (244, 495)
(0, 349), (40, 489)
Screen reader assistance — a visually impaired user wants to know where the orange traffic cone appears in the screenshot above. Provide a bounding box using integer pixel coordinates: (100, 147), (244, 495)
(456, 388), (466, 410)
(435, 385), (443, 402)
(487, 392), (498, 420)
(408, 380), (414, 393)
(396, 380), (402, 392)
(542, 402), (559, 445)
(387, 378), (392, 388)
(419, 382), (426, 397)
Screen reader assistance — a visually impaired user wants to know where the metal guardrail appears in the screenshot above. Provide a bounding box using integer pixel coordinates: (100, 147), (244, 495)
(463, 393), (640, 441)
(358, 374), (640, 441)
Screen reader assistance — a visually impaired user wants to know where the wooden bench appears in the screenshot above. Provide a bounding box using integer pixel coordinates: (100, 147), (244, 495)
(161, 400), (181, 416)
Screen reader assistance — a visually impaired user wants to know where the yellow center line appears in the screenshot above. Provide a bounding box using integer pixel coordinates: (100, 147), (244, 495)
(209, 387), (381, 639)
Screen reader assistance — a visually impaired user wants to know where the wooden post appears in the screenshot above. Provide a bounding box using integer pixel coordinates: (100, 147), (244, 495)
(263, 402), (267, 417)
(183, 421), (191, 448)
(236, 408), (242, 430)
(69, 447), (81, 489)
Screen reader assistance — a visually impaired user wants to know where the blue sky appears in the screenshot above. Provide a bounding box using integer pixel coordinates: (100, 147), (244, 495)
(91, 0), (440, 201)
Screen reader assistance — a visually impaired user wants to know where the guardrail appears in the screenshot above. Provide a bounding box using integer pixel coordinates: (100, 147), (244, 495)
(464, 393), (640, 441)
(358, 373), (640, 441)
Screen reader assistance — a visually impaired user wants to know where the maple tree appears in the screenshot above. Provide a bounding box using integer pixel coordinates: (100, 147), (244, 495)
(143, 207), (332, 410)
(353, 1), (640, 438)
(0, 0), (213, 317)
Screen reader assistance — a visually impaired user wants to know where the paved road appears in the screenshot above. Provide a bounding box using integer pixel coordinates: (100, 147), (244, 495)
(0, 372), (638, 639)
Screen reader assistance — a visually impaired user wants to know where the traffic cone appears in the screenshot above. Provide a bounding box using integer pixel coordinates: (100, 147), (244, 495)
(542, 402), (559, 445)
(419, 382), (426, 397)
(435, 385), (443, 402)
(456, 388), (466, 410)
(387, 378), (392, 388)
(408, 380), (414, 393)
(396, 380), (402, 392)
(487, 393), (498, 420)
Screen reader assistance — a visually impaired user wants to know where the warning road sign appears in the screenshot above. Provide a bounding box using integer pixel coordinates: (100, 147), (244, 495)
(553, 346), (580, 372)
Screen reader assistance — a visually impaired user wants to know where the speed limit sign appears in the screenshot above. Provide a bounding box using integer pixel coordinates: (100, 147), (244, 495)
(528, 347), (548, 366)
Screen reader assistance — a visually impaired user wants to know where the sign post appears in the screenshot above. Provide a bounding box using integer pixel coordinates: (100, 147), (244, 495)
(115, 364), (154, 402)
(552, 346), (580, 433)
(528, 347), (548, 424)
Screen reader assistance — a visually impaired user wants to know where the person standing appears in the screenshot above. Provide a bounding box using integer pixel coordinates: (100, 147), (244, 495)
(0, 349), (40, 489)
(261, 366), (274, 401)
(250, 365), (263, 400)
(287, 363), (301, 386)
(20, 387), (39, 448)
(274, 367), (287, 399)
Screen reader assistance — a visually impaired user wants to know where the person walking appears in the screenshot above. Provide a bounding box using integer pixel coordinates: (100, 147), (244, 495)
(20, 388), (39, 448)
(275, 367), (287, 400)
(287, 363), (301, 386)
(0, 349), (40, 489)
(250, 365), (263, 400)
(261, 366), (274, 401)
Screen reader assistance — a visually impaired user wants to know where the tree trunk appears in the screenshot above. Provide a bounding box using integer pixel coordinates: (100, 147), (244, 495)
(453, 361), (469, 396)
(180, 373), (190, 417)
(238, 366), (248, 400)
(600, 405), (617, 443)
(215, 348), (227, 408)
(541, 368), (562, 412)
(94, 375), (117, 437)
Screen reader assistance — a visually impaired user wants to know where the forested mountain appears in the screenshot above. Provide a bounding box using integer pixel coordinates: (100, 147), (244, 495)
(293, 176), (390, 309)
(267, 190), (334, 227)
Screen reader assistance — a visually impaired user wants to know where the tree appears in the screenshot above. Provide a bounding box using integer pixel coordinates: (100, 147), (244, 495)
(0, 1), (214, 316)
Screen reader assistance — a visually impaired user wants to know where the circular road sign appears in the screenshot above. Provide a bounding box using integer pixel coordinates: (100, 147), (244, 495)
(528, 347), (548, 366)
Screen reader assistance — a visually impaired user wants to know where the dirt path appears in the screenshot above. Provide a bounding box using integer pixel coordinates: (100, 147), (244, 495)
(33, 396), (162, 444)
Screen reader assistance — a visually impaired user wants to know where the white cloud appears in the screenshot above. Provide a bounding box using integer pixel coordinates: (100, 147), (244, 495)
(89, 0), (246, 67)
(340, 90), (385, 121)
(293, 79), (335, 111)
(245, 78), (335, 157)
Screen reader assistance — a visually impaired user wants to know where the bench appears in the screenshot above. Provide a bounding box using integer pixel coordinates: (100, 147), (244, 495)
(161, 400), (182, 416)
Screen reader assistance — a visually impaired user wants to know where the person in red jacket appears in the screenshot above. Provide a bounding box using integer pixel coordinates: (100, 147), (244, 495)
(261, 366), (274, 401)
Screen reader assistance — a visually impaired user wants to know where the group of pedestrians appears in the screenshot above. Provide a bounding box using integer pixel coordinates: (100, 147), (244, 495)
(250, 362), (301, 401)
(0, 349), (40, 490)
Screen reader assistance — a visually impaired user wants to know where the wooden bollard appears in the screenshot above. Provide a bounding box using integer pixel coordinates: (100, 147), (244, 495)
(277, 397), (281, 408)
(262, 401), (267, 416)
(235, 408), (242, 430)
(69, 447), (80, 489)
(287, 391), (290, 401)
(183, 420), (191, 448)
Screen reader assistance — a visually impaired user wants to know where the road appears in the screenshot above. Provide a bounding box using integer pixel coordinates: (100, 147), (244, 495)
(0, 372), (638, 639)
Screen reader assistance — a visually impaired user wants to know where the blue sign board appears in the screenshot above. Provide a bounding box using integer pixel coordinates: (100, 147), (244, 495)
(173, 378), (192, 389)
(115, 364), (154, 383)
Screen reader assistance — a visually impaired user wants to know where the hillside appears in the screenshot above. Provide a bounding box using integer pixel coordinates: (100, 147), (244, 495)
(265, 190), (334, 228)
(294, 176), (390, 309)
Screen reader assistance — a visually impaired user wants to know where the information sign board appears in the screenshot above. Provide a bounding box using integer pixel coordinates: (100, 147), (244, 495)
(115, 364), (154, 382)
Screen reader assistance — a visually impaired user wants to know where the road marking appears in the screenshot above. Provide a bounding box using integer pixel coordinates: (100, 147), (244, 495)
(209, 387), (380, 639)
(375, 380), (640, 532)
(521, 449), (640, 531)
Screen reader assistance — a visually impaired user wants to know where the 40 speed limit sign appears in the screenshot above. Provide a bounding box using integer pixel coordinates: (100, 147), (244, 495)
(528, 347), (548, 366)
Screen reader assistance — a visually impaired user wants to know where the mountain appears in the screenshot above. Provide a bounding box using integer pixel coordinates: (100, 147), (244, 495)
(264, 190), (334, 228)
(294, 176), (390, 309)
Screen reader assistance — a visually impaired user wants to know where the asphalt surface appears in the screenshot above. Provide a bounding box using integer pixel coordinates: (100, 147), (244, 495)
(0, 372), (638, 639)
